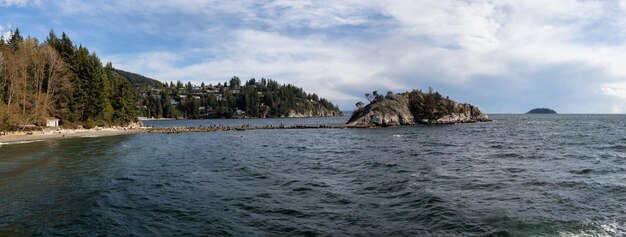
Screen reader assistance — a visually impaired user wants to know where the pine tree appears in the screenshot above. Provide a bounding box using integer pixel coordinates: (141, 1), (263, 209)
(8, 28), (23, 51)
(45, 30), (59, 49)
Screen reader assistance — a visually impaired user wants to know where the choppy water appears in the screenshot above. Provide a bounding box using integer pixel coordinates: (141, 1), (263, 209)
(1, 114), (625, 236)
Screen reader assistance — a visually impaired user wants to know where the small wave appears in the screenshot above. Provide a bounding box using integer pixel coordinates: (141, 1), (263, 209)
(0, 140), (44, 146)
(113, 177), (135, 182)
(569, 168), (594, 175)
(491, 152), (525, 159)
(270, 208), (309, 217)
(607, 144), (626, 152)
(558, 221), (626, 237)
(504, 167), (526, 173)
(363, 161), (400, 169)
(600, 222), (626, 236)
(321, 192), (352, 205)
(292, 187), (312, 192)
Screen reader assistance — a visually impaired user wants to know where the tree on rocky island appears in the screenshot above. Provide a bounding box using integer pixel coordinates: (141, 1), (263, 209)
(355, 101), (365, 109)
(385, 91), (396, 100)
(348, 87), (490, 127)
(365, 93), (372, 102)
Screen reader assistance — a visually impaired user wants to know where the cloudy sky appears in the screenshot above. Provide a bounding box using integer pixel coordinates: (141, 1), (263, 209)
(3, 0), (626, 113)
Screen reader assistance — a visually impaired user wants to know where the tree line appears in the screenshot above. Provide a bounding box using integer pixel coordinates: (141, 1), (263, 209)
(0, 29), (137, 130)
(138, 77), (342, 119)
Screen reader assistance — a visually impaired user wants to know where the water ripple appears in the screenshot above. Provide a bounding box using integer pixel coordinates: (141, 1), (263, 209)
(2, 115), (626, 235)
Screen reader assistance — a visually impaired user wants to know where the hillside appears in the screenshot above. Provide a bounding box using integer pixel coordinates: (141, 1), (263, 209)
(115, 69), (163, 88)
(138, 77), (342, 119)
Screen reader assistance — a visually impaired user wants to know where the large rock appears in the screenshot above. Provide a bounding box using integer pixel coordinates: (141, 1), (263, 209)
(346, 96), (414, 127)
(347, 91), (491, 127)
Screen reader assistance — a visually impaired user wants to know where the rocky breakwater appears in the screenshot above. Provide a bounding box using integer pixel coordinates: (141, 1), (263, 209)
(347, 89), (491, 127)
(146, 124), (346, 134)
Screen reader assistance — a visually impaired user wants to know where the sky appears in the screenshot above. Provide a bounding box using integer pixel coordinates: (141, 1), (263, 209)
(3, 0), (626, 113)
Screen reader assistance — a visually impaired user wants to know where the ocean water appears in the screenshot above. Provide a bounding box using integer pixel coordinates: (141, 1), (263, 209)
(1, 114), (625, 236)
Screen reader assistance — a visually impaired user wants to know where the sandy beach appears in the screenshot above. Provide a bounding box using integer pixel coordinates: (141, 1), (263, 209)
(0, 127), (147, 145)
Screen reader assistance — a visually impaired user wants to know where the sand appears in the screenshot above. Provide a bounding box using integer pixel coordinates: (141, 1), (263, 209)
(0, 127), (147, 145)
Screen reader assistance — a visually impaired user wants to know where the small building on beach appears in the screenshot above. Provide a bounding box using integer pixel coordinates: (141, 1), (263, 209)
(46, 118), (60, 127)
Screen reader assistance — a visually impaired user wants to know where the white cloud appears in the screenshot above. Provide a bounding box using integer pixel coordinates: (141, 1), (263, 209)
(11, 0), (626, 112)
(108, 30), (389, 102)
(602, 83), (626, 99)
(0, 24), (13, 41)
(0, 0), (40, 6)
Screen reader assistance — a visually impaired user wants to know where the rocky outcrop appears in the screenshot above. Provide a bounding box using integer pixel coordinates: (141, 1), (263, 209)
(127, 121), (144, 129)
(423, 104), (490, 124)
(346, 96), (415, 127)
(347, 91), (490, 127)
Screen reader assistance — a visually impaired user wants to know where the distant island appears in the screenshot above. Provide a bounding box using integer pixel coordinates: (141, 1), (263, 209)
(347, 88), (491, 127)
(526, 108), (557, 114)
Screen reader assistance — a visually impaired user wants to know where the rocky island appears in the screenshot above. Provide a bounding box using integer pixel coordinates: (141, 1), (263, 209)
(526, 108), (557, 114)
(347, 89), (491, 127)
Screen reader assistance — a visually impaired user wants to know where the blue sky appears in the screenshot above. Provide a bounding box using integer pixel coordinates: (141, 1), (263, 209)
(3, 0), (626, 113)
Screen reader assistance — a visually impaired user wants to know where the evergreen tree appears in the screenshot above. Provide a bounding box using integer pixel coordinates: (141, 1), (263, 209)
(45, 30), (59, 49)
(229, 76), (240, 89)
(8, 28), (23, 51)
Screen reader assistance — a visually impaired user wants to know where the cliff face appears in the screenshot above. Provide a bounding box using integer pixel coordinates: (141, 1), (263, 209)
(287, 108), (343, 118)
(286, 103), (343, 118)
(347, 91), (490, 127)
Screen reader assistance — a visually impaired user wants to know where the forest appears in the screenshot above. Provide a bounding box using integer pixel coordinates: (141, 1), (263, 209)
(137, 77), (342, 119)
(0, 28), (342, 130)
(0, 29), (137, 130)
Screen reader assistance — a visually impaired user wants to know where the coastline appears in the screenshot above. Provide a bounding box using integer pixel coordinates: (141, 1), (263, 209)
(0, 128), (147, 145)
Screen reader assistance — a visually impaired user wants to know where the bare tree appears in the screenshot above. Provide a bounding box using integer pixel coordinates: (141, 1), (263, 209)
(4, 42), (28, 125)
(0, 40), (72, 127)
(42, 45), (71, 120)
(0, 51), (5, 125)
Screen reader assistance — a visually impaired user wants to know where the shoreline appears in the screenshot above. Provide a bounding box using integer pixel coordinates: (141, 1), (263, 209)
(0, 118), (491, 146)
(0, 128), (147, 145)
(0, 124), (345, 145)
